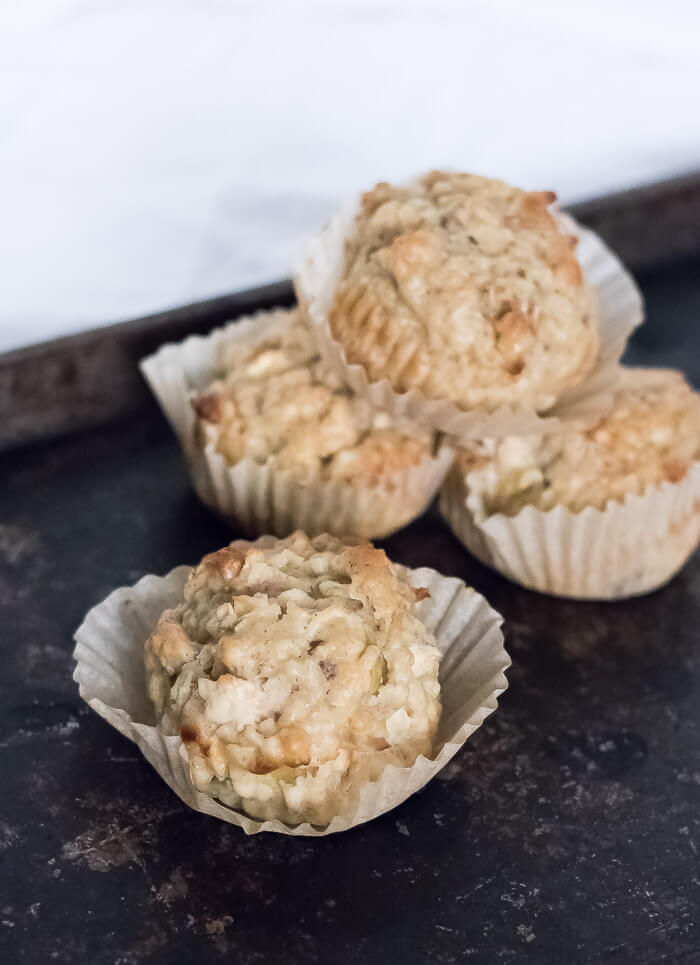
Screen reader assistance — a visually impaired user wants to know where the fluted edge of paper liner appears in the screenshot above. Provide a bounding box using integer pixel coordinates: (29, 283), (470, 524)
(439, 460), (700, 600)
(140, 308), (454, 539)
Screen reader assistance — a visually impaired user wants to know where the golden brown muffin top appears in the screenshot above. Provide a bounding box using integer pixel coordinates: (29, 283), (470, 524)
(457, 368), (700, 515)
(329, 171), (599, 412)
(192, 308), (434, 485)
(144, 532), (441, 825)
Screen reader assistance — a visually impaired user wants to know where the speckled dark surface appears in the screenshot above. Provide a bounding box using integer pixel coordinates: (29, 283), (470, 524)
(1, 256), (699, 965)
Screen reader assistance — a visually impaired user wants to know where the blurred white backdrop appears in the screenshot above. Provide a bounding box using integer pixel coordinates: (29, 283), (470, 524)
(1, 0), (699, 351)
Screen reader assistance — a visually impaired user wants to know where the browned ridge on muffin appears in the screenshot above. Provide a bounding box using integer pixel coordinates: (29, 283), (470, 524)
(191, 307), (435, 486)
(144, 532), (441, 825)
(455, 368), (700, 515)
(328, 171), (600, 412)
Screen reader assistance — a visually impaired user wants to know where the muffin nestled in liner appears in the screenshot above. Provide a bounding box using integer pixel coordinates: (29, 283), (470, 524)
(141, 307), (453, 539)
(297, 171), (643, 441)
(440, 368), (700, 599)
(73, 533), (509, 835)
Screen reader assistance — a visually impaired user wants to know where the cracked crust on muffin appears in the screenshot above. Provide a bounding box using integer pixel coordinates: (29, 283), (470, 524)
(144, 532), (441, 825)
(453, 368), (700, 516)
(328, 171), (599, 412)
(191, 307), (436, 487)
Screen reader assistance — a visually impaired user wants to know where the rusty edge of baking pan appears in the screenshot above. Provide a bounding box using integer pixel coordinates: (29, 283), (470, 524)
(1, 170), (700, 454)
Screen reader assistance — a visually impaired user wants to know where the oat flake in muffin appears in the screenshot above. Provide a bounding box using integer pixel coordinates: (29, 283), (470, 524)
(191, 307), (435, 486)
(328, 171), (600, 413)
(457, 368), (700, 516)
(144, 532), (441, 826)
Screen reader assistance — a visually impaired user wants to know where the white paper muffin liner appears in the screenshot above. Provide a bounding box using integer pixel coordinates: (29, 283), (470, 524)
(73, 562), (509, 836)
(140, 309), (454, 539)
(296, 196), (644, 442)
(439, 460), (700, 600)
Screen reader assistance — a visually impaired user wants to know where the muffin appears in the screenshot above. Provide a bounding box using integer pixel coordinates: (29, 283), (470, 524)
(440, 368), (700, 599)
(141, 307), (453, 539)
(305, 172), (600, 417)
(144, 532), (442, 826)
(194, 306), (439, 486)
(75, 540), (509, 835)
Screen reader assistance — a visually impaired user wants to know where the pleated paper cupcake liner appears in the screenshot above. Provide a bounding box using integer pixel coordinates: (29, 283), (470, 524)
(439, 461), (700, 600)
(140, 309), (454, 539)
(296, 199), (644, 443)
(73, 563), (510, 836)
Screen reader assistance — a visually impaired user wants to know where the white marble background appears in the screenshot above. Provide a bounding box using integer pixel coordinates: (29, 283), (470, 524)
(1, 0), (699, 352)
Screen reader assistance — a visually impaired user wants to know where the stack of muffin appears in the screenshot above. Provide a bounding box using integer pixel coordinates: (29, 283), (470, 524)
(93, 168), (700, 832)
(143, 169), (700, 602)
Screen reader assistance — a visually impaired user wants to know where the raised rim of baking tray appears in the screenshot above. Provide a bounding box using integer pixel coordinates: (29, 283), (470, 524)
(2, 170), (699, 453)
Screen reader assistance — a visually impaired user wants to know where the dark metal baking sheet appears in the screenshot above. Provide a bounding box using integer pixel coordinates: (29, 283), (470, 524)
(2, 170), (700, 454)
(1, 175), (700, 965)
